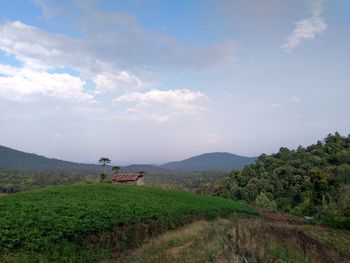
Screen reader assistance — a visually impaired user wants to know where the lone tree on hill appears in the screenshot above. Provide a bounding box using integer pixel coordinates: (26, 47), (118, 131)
(99, 157), (111, 181)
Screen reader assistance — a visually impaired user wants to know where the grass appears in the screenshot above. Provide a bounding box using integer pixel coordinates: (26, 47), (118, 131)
(122, 216), (350, 263)
(122, 219), (240, 263)
(302, 224), (350, 255)
(265, 242), (317, 263)
(0, 184), (255, 262)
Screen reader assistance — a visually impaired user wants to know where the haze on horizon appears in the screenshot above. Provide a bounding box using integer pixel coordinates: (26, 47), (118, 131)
(0, 0), (349, 165)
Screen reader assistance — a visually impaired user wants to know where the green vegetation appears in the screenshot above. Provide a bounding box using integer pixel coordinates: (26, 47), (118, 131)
(265, 242), (316, 263)
(255, 192), (277, 211)
(200, 133), (350, 229)
(98, 157), (111, 181)
(0, 167), (229, 194)
(0, 184), (254, 262)
(0, 170), (99, 193)
(0, 145), (232, 194)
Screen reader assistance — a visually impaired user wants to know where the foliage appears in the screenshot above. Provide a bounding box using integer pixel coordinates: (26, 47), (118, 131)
(0, 170), (99, 193)
(99, 172), (106, 182)
(203, 133), (350, 228)
(265, 242), (317, 263)
(0, 184), (255, 259)
(255, 192), (277, 211)
(112, 166), (120, 174)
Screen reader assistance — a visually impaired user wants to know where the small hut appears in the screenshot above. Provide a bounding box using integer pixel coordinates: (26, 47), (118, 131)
(112, 173), (144, 185)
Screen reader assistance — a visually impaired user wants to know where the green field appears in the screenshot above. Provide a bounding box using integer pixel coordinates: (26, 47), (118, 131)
(0, 184), (255, 262)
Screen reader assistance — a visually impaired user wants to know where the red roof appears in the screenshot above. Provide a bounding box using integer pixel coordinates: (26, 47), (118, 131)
(112, 173), (143, 182)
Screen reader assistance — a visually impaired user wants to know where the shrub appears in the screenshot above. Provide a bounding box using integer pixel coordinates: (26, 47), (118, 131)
(255, 192), (277, 211)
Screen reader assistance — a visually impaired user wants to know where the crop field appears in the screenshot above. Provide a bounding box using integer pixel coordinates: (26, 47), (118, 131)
(0, 184), (255, 262)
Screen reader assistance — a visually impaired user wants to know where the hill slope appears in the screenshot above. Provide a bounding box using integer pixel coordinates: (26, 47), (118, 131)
(0, 145), (168, 174)
(0, 184), (255, 262)
(0, 146), (256, 173)
(161, 152), (257, 171)
(209, 132), (350, 229)
(0, 145), (102, 172)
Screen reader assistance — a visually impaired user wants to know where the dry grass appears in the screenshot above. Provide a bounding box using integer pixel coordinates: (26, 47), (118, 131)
(302, 224), (350, 255)
(119, 214), (350, 263)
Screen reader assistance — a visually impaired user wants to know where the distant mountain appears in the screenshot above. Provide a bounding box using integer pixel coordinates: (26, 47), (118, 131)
(0, 145), (170, 174)
(121, 164), (171, 174)
(0, 146), (257, 173)
(0, 145), (102, 172)
(161, 152), (257, 171)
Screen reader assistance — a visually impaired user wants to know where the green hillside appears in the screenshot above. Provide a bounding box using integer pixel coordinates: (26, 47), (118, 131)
(204, 133), (350, 229)
(0, 184), (254, 262)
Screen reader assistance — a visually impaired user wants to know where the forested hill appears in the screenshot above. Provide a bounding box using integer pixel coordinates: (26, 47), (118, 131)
(206, 133), (350, 229)
(161, 152), (257, 171)
(0, 145), (102, 171)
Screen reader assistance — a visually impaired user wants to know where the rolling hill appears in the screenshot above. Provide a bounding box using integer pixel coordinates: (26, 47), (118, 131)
(0, 145), (167, 174)
(0, 184), (255, 262)
(0, 145), (257, 172)
(0, 145), (102, 172)
(161, 152), (257, 171)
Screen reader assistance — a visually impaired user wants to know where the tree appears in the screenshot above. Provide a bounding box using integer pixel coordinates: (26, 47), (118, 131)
(138, 170), (145, 176)
(99, 157), (111, 181)
(309, 168), (329, 218)
(112, 166), (120, 174)
(255, 192), (277, 212)
(99, 173), (106, 182)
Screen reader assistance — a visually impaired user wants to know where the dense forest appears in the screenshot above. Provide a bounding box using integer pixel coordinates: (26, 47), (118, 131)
(199, 133), (350, 229)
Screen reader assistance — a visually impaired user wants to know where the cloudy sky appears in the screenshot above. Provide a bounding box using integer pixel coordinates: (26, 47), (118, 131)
(0, 0), (349, 164)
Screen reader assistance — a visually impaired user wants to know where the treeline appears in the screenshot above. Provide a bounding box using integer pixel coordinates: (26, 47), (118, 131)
(0, 168), (228, 194)
(198, 133), (350, 229)
(145, 170), (228, 189)
(0, 170), (100, 193)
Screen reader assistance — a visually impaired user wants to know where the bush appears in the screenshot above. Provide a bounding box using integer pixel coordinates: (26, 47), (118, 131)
(255, 192), (277, 211)
(321, 212), (350, 229)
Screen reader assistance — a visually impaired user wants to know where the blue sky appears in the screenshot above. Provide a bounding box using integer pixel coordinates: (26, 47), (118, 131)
(0, 0), (349, 164)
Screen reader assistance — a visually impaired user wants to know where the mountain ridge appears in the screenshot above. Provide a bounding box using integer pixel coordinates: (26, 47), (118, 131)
(161, 152), (257, 171)
(0, 145), (257, 172)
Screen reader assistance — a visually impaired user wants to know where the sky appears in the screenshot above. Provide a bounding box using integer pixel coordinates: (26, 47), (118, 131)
(0, 0), (349, 165)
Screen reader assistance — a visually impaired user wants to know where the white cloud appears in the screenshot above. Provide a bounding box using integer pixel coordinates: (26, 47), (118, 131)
(282, 0), (327, 52)
(0, 8), (235, 82)
(113, 89), (208, 122)
(0, 1), (231, 123)
(0, 64), (93, 101)
(93, 70), (143, 94)
(0, 2), (235, 101)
